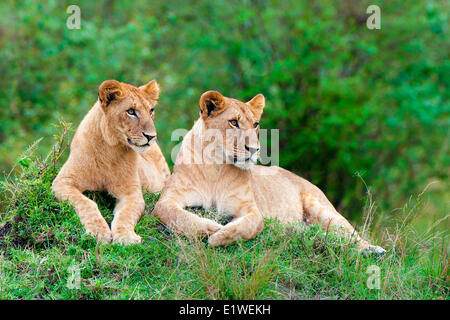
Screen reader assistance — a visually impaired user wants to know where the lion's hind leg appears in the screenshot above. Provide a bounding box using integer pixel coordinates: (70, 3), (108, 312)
(52, 178), (112, 242)
(301, 193), (386, 255)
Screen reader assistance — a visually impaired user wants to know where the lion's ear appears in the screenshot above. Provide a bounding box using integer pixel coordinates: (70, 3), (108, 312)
(98, 80), (124, 110)
(140, 79), (160, 101)
(246, 93), (265, 119)
(199, 90), (226, 119)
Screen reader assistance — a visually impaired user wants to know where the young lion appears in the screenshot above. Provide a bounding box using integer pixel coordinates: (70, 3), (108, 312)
(153, 90), (386, 254)
(52, 79), (170, 244)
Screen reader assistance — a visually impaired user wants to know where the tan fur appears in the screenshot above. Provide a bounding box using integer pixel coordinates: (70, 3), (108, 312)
(153, 91), (384, 252)
(52, 79), (170, 244)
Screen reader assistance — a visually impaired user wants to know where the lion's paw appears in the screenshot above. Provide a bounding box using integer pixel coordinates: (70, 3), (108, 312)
(200, 218), (223, 235)
(85, 223), (112, 243)
(208, 228), (239, 247)
(112, 230), (142, 245)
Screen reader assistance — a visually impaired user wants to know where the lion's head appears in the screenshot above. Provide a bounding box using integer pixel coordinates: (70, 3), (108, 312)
(98, 79), (160, 153)
(199, 90), (265, 170)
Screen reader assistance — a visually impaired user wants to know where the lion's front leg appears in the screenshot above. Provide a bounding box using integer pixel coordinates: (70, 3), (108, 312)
(154, 198), (223, 238)
(139, 144), (171, 193)
(208, 205), (264, 247)
(110, 189), (145, 245)
(52, 179), (112, 242)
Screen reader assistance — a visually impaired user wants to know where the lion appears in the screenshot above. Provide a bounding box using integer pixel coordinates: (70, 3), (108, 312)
(153, 90), (386, 254)
(52, 79), (170, 244)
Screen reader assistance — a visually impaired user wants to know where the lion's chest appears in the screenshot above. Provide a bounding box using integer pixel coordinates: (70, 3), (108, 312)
(197, 182), (252, 218)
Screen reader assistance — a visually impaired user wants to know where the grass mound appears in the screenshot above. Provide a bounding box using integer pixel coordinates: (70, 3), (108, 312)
(0, 124), (447, 299)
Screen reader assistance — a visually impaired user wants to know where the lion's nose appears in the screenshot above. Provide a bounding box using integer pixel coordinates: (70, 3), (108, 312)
(245, 145), (259, 155)
(142, 132), (156, 142)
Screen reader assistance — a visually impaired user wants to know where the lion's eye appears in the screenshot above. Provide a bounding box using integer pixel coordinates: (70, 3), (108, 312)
(229, 119), (239, 128)
(150, 108), (155, 114)
(253, 122), (259, 128)
(126, 108), (137, 116)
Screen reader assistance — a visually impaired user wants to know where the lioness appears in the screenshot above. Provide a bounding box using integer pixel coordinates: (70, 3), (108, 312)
(53, 79), (170, 244)
(153, 90), (385, 254)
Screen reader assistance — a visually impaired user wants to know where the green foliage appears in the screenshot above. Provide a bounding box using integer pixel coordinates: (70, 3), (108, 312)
(0, 128), (447, 299)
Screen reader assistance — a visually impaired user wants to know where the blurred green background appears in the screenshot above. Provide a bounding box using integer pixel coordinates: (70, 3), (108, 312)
(0, 0), (448, 226)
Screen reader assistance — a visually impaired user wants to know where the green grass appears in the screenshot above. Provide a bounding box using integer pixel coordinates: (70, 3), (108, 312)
(0, 126), (448, 300)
